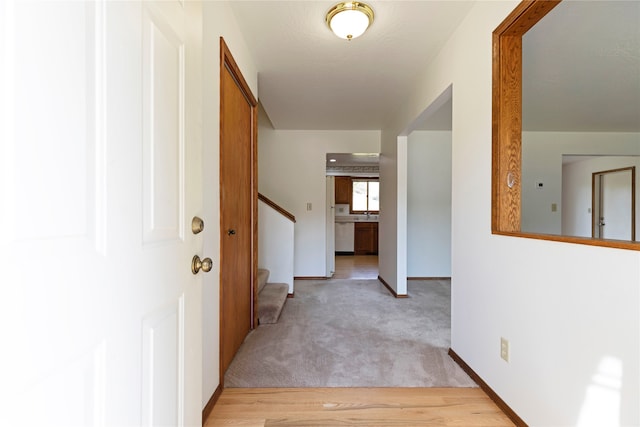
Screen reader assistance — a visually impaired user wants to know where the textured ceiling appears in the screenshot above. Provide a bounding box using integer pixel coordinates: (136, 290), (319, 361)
(230, 1), (639, 132)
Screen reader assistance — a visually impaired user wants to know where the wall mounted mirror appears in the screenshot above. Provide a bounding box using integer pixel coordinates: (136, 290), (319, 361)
(493, 0), (640, 249)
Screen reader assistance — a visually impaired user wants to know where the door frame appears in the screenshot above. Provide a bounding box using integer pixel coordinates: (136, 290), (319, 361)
(326, 175), (335, 277)
(219, 37), (258, 384)
(592, 166), (636, 240)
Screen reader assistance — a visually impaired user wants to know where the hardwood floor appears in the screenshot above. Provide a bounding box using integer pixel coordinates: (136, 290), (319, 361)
(205, 257), (516, 427)
(333, 255), (378, 279)
(204, 387), (516, 426)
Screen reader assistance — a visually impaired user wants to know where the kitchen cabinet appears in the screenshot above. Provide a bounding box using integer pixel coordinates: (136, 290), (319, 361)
(335, 176), (352, 205)
(354, 222), (378, 255)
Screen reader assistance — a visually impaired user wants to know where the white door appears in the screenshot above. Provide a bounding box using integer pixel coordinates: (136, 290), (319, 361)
(0, 1), (203, 426)
(602, 170), (633, 240)
(595, 168), (634, 241)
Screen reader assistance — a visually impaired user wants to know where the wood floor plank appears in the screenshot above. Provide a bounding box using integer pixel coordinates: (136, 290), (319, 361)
(204, 388), (515, 427)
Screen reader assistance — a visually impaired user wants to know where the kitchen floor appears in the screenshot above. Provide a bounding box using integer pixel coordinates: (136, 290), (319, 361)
(333, 255), (378, 279)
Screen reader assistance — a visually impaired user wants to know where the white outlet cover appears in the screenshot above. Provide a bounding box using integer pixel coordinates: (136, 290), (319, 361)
(500, 337), (510, 362)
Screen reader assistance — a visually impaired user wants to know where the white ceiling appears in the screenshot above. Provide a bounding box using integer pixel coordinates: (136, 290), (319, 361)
(230, 1), (473, 130)
(230, 1), (640, 132)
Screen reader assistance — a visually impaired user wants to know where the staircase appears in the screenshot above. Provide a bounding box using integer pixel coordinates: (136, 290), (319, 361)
(258, 269), (289, 324)
(257, 193), (295, 325)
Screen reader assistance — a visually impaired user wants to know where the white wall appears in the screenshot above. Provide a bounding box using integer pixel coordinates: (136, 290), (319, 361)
(380, 1), (640, 425)
(407, 131), (452, 277)
(378, 132), (401, 291)
(522, 132), (640, 235)
(257, 120), (380, 277)
(258, 200), (295, 293)
(201, 1), (258, 408)
(563, 156), (640, 239)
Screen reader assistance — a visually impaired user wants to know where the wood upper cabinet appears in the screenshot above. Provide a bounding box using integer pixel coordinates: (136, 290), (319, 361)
(354, 222), (378, 255)
(335, 176), (352, 205)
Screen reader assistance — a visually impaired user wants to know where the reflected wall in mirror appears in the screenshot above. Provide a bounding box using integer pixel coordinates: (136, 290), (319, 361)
(493, 0), (640, 249)
(559, 156), (637, 241)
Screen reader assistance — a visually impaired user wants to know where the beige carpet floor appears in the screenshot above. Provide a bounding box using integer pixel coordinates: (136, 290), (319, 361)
(224, 278), (477, 388)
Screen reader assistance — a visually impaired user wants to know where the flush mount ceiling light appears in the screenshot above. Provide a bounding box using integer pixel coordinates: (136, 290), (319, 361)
(326, 2), (374, 40)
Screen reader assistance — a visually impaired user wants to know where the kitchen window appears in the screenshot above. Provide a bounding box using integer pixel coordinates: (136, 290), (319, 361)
(351, 179), (379, 213)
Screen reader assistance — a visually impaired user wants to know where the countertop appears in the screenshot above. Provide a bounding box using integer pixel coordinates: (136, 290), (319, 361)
(335, 215), (379, 223)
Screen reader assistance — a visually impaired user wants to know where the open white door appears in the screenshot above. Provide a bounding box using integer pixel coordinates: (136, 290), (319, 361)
(601, 170), (633, 240)
(0, 1), (203, 425)
(594, 168), (635, 241)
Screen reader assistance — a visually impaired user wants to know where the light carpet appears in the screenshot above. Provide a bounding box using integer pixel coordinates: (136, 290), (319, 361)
(224, 278), (477, 388)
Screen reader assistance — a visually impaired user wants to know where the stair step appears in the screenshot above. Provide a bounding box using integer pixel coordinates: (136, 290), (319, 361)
(257, 269), (270, 294)
(258, 282), (288, 324)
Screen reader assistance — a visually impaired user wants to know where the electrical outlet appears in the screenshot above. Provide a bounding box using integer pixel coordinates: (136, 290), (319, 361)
(500, 337), (510, 362)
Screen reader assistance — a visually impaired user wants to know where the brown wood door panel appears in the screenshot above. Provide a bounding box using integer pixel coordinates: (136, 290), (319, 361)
(219, 38), (257, 383)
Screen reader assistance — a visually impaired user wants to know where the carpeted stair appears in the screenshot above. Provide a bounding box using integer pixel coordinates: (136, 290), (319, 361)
(257, 269), (288, 324)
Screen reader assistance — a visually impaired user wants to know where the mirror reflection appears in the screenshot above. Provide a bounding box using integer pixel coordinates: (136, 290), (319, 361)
(520, 1), (640, 241)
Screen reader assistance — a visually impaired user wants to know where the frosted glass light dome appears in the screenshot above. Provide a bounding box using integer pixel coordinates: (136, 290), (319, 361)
(326, 2), (374, 40)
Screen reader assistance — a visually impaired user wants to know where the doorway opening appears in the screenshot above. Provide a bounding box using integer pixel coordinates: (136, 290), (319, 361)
(402, 85), (453, 285)
(326, 153), (380, 279)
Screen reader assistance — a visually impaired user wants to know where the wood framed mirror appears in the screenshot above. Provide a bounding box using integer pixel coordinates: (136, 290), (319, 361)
(492, 0), (640, 250)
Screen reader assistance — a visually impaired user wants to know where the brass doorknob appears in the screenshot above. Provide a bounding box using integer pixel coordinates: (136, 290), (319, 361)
(191, 255), (213, 274)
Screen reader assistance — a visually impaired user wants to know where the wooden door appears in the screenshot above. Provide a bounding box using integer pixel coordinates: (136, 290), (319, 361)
(219, 38), (257, 381)
(0, 1), (203, 425)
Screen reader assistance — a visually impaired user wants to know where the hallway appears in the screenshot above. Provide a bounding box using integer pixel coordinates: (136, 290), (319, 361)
(207, 255), (516, 425)
(333, 255), (378, 279)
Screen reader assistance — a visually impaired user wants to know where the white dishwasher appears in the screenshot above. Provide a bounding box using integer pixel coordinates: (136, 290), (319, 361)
(335, 222), (354, 253)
